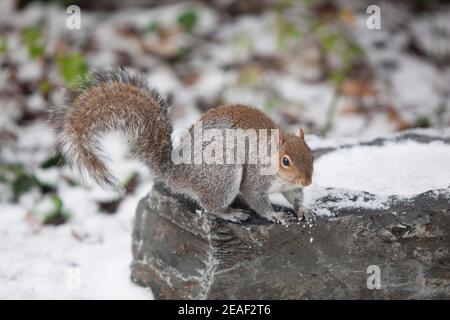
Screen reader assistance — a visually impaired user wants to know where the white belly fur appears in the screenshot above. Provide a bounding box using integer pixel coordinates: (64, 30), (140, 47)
(268, 176), (299, 194)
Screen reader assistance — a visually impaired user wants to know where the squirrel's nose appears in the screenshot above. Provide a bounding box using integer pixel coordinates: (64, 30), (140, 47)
(302, 179), (312, 187)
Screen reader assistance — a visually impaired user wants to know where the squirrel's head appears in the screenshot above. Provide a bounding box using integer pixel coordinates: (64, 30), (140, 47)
(276, 127), (314, 187)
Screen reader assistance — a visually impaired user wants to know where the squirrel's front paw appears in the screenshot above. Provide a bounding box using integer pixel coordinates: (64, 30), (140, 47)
(296, 208), (316, 225)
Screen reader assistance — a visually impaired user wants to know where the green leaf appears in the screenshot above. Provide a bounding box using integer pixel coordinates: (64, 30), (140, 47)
(22, 27), (41, 43)
(21, 27), (45, 59)
(177, 9), (198, 32)
(0, 37), (7, 54)
(330, 70), (345, 86)
(414, 115), (430, 128)
(39, 79), (51, 95)
(29, 46), (45, 58)
(302, 0), (316, 6)
(285, 23), (301, 38)
(40, 152), (63, 169)
(148, 21), (161, 33)
(35, 194), (69, 225)
(57, 53), (88, 87)
(0, 161), (57, 202)
(321, 33), (340, 53)
(12, 168), (40, 202)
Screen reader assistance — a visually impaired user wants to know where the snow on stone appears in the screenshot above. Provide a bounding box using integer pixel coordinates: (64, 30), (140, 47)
(312, 140), (450, 196)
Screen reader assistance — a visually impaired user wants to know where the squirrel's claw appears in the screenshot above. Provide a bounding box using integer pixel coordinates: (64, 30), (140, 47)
(297, 208), (316, 225)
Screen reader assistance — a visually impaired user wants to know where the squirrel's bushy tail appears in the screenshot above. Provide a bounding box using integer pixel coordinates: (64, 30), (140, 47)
(49, 67), (173, 194)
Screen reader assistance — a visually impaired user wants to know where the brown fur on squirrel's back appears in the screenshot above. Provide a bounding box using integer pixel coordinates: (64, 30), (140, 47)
(200, 104), (279, 130)
(48, 68), (173, 193)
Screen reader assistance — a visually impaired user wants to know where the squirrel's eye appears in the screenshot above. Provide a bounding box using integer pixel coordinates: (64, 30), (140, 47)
(282, 156), (290, 167)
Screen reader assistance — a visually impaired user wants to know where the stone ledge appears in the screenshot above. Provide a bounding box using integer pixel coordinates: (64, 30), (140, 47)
(130, 131), (450, 299)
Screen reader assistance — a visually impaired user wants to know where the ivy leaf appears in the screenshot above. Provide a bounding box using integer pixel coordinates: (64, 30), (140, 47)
(414, 115), (430, 128)
(177, 9), (198, 32)
(43, 194), (69, 225)
(40, 152), (64, 169)
(22, 27), (41, 44)
(57, 53), (88, 87)
(32, 194), (69, 226)
(11, 167), (40, 202)
(21, 27), (45, 59)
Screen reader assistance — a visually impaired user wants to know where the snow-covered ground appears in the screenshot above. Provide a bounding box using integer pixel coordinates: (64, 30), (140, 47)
(0, 199), (153, 299)
(0, 0), (449, 299)
(0, 133), (153, 299)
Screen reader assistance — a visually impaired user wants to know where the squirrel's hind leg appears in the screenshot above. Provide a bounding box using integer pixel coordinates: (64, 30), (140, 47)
(241, 190), (293, 224)
(195, 165), (249, 223)
(240, 167), (294, 224)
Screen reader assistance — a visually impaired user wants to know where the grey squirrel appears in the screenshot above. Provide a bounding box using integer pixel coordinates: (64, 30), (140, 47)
(49, 68), (314, 223)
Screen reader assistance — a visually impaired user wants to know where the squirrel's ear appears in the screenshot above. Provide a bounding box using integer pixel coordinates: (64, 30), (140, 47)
(296, 127), (304, 139)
